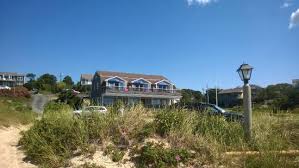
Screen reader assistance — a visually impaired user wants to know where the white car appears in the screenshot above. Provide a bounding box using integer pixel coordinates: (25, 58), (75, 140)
(73, 106), (108, 117)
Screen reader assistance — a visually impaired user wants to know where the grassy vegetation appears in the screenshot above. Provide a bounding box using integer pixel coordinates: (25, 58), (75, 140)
(19, 104), (299, 167)
(0, 97), (36, 127)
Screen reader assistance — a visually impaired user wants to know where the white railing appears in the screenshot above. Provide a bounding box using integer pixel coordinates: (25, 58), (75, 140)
(103, 86), (181, 95)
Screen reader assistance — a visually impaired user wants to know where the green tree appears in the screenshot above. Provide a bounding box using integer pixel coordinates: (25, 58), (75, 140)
(180, 89), (203, 104)
(73, 82), (91, 93)
(255, 83), (298, 110)
(57, 90), (82, 109)
(287, 87), (299, 109)
(57, 81), (67, 91)
(26, 73), (36, 81)
(23, 73), (37, 90)
(23, 80), (39, 91)
(63, 75), (74, 87)
(205, 88), (222, 104)
(37, 74), (57, 93)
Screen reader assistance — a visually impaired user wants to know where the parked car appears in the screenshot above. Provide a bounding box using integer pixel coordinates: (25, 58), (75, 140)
(204, 104), (244, 122)
(175, 102), (244, 122)
(73, 106), (107, 117)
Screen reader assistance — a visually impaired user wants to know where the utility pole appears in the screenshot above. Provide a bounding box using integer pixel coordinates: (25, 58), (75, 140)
(215, 85), (218, 106)
(206, 84), (209, 104)
(59, 73), (63, 82)
(202, 88), (205, 103)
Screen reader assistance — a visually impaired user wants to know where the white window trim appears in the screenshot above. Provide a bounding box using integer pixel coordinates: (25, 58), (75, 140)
(131, 78), (152, 84)
(155, 79), (173, 85)
(104, 76), (127, 83)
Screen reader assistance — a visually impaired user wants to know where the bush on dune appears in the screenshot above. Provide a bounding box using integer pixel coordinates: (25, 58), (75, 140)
(43, 101), (71, 114)
(0, 97), (35, 127)
(19, 110), (88, 167)
(19, 105), (298, 167)
(134, 142), (192, 168)
(0, 86), (30, 98)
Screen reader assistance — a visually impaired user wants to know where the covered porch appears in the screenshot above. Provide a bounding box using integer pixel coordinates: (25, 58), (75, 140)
(98, 96), (177, 107)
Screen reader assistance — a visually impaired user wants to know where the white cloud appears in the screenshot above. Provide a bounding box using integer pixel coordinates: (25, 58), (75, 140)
(280, 2), (292, 8)
(289, 8), (299, 29)
(187, 0), (216, 6)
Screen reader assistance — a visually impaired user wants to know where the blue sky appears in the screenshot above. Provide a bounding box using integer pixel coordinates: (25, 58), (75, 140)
(0, 0), (298, 90)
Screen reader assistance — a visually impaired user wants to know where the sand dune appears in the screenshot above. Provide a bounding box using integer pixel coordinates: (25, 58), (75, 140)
(0, 126), (36, 168)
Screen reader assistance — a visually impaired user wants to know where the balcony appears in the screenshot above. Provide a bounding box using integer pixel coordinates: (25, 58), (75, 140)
(102, 86), (181, 97)
(0, 78), (15, 81)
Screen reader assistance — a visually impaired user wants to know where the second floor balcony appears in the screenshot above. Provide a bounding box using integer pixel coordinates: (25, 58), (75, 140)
(102, 86), (181, 96)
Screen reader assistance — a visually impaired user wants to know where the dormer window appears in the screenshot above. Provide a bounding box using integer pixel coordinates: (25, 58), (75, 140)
(105, 76), (126, 88)
(131, 78), (151, 89)
(155, 80), (173, 90)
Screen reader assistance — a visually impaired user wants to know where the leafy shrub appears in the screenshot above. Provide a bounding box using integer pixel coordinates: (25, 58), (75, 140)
(43, 101), (70, 113)
(19, 107), (123, 167)
(78, 162), (105, 168)
(136, 122), (156, 142)
(244, 153), (298, 168)
(0, 97), (35, 126)
(154, 109), (186, 137)
(120, 105), (154, 143)
(0, 86), (30, 98)
(194, 115), (244, 149)
(81, 112), (117, 144)
(103, 144), (125, 162)
(56, 90), (82, 109)
(133, 142), (192, 168)
(18, 104), (298, 167)
(19, 111), (88, 167)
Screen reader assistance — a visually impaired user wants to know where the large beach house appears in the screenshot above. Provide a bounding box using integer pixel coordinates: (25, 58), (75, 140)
(0, 72), (26, 87)
(91, 71), (181, 107)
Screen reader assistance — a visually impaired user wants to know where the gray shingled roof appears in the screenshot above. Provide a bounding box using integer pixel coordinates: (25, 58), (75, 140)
(80, 74), (93, 80)
(219, 87), (243, 94)
(0, 72), (25, 76)
(96, 71), (169, 83)
(219, 85), (263, 94)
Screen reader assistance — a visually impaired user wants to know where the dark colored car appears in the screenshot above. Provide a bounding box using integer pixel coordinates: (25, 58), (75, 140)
(174, 102), (244, 122)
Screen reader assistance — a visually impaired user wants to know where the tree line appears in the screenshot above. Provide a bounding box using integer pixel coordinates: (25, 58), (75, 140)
(24, 73), (91, 93)
(180, 83), (299, 111)
(23, 73), (298, 110)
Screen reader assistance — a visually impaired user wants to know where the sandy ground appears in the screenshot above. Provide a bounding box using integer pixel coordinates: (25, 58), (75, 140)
(0, 126), (36, 168)
(70, 150), (135, 168)
(31, 94), (49, 114)
(0, 126), (134, 168)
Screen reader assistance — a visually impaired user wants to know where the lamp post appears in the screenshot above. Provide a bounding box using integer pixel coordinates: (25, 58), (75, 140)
(237, 63), (253, 141)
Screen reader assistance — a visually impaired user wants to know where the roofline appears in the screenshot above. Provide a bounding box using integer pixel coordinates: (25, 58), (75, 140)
(96, 70), (168, 79)
(104, 76), (127, 82)
(131, 78), (152, 84)
(155, 79), (173, 85)
(0, 72), (25, 76)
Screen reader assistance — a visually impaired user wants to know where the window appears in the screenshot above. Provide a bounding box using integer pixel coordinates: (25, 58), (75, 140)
(103, 97), (114, 105)
(106, 77), (125, 88)
(132, 78), (150, 90)
(156, 80), (171, 90)
(151, 99), (161, 105)
(158, 85), (168, 90)
(128, 98), (140, 105)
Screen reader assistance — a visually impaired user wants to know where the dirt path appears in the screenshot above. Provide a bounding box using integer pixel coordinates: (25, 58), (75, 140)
(31, 94), (49, 113)
(0, 126), (36, 168)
